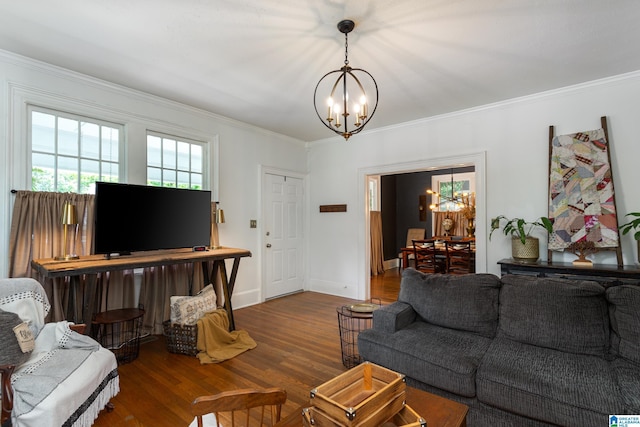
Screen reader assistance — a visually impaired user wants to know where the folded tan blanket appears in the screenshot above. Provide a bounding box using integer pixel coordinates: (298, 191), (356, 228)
(196, 309), (256, 364)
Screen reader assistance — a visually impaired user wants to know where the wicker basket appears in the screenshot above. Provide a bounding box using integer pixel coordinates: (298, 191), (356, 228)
(163, 320), (198, 356)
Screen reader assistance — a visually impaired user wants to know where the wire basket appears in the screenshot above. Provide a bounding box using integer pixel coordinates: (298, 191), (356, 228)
(336, 299), (381, 369)
(93, 307), (145, 364)
(163, 320), (198, 356)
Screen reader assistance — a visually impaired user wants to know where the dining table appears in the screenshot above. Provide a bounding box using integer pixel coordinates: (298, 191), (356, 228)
(400, 237), (475, 271)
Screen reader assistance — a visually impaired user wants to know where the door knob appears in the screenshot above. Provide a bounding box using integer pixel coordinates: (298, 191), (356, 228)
(266, 243), (272, 248)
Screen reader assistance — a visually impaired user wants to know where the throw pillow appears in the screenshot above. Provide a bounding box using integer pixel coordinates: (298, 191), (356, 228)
(0, 308), (34, 366)
(498, 275), (609, 356)
(607, 284), (640, 364)
(170, 284), (217, 325)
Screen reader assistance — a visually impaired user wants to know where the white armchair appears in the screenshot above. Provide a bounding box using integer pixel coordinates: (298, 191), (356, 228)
(0, 278), (119, 427)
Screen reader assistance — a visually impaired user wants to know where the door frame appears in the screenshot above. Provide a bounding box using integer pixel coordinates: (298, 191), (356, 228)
(357, 152), (487, 301)
(259, 165), (308, 302)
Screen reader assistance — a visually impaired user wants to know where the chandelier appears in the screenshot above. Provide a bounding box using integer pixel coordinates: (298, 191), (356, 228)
(427, 171), (475, 218)
(314, 20), (379, 141)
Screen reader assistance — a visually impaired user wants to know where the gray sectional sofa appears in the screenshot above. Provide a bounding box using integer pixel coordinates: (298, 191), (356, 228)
(358, 269), (640, 426)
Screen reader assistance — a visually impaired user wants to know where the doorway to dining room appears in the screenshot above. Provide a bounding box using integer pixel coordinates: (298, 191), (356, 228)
(359, 152), (486, 301)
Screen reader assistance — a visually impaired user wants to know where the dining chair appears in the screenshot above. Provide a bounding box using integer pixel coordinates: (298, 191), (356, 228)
(190, 387), (287, 427)
(412, 239), (446, 274)
(399, 228), (426, 269)
(445, 240), (474, 274)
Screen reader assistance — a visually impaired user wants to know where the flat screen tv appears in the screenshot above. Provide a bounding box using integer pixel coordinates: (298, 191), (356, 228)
(94, 182), (211, 255)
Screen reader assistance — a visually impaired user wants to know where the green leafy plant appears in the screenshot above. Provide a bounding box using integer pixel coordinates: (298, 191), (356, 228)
(490, 215), (553, 244)
(619, 212), (640, 240)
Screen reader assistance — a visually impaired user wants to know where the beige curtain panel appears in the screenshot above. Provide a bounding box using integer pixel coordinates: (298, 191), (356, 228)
(370, 211), (385, 275)
(433, 211), (468, 237)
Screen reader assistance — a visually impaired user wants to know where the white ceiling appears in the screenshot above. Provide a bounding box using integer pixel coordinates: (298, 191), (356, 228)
(1, 1), (640, 142)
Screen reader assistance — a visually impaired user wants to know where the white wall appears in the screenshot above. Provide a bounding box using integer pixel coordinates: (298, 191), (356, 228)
(306, 71), (640, 299)
(0, 50), (308, 309)
(3, 49), (640, 307)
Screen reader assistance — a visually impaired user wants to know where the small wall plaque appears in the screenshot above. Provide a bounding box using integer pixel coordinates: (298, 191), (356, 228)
(319, 204), (347, 213)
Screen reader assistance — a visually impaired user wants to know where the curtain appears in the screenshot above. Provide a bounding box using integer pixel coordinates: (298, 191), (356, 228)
(9, 191), (97, 320)
(433, 211), (468, 237)
(370, 211), (385, 275)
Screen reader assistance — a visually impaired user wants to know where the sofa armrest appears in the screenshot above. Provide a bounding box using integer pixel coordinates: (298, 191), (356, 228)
(373, 301), (417, 334)
(1, 364), (15, 426)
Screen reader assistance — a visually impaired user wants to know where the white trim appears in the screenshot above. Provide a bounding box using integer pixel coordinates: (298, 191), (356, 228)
(357, 152), (487, 301)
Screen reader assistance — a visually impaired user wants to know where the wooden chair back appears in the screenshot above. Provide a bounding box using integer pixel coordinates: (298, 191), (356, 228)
(191, 388), (287, 427)
(445, 240), (474, 274)
(412, 239), (446, 274)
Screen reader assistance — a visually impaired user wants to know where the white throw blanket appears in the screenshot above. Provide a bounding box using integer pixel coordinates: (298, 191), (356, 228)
(11, 322), (99, 418)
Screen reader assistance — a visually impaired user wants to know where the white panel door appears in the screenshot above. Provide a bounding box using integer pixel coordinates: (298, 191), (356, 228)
(264, 173), (304, 299)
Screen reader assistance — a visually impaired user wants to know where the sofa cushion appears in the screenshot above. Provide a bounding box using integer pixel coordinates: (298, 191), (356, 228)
(477, 337), (624, 426)
(612, 358), (640, 413)
(498, 275), (609, 356)
(607, 284), (640, 364)
(358, 321), (492, 397)
(398, 269), (501, 338)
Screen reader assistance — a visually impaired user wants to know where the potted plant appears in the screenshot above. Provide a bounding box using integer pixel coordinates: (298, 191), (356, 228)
(490, 216), (553, 263)
(619, 212), (640, 263)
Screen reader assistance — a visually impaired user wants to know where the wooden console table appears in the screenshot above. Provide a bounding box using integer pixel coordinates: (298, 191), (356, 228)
(31, 247), (251, 331)
(498, 258), (640, 285)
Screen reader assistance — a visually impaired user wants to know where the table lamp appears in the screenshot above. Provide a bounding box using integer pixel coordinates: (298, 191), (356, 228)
(55, 201), (79, 261)
(211, 203), (225, 249)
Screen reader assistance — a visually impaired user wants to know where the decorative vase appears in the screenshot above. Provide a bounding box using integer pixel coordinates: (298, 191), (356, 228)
(466, 218), (475, 238)
(442, 217), (454, 236)
(511, 236), (540, 263)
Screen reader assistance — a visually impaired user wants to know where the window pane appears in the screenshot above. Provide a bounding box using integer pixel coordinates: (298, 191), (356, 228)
(147, 167), (161, 186)
(162, 138), (176, 169)
(80, 122), (100, 159)
(101, 127), (119, 162)
(57, 156), (78, 193)
(191, 144), (202, 173)
(80, 159), (100, 193)
(191, 173), (202, 190)
(147, 135), (161, 167)
(177, 171), (190, 188)
(162, 169), (176, 187)
(101, 162), (119, 182)
(57, 117), (79, 156)
(177, 141), (190, 171)
(32, 153), (55, 191)
(32, 111), (55, 153)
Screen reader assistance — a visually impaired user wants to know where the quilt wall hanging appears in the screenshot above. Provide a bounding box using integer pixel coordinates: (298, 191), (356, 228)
(548, 117), (622, 264)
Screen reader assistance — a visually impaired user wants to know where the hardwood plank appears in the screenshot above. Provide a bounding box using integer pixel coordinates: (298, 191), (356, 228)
(92, 270), (402, 426)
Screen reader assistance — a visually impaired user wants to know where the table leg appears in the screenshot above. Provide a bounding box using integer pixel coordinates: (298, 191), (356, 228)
(82, 274), (98, 332)
(218, 261), (235, 331)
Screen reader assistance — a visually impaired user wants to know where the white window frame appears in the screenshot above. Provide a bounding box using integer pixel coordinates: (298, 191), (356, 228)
(28, 105), (125, 193)
(146, 131), (208, 190)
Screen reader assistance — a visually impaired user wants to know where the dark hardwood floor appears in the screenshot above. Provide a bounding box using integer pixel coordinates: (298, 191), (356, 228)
(92, 269), (402, 426)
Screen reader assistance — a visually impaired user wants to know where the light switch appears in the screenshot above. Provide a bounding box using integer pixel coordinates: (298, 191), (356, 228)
(250, 220), (257, 228)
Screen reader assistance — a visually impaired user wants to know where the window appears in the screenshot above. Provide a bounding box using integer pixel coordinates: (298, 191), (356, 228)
(368, 176), (380, 211)
(430, 172), (475, 212)
(146, 132), (205, 189)
(30, 106), (122, 193)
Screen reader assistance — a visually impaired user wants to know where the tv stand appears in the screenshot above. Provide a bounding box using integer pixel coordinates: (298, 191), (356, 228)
(31, 247), (251, 331)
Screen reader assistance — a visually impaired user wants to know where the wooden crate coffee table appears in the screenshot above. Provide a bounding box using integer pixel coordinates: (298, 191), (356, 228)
(276, 386), (468, 427)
